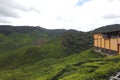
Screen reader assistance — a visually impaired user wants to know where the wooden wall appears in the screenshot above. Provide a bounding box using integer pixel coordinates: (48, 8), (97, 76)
(118, 38), (120, 54)
(101, 39), (105, 48)
(118, 38), (120, 44)
(97, 39), (101, 47)
(118, 45), (120, 55)
(94, 34), (99, 39)
(94, 39), (98, 47)
(94, 34), (99, 47)
(105, 39), (110, 49)
(110, 38), (117, 51)
(94, 33), (119, 52)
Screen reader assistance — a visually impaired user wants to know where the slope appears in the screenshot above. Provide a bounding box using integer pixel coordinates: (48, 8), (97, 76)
(0, 25), (66, 54)
(1, 49), (120, 80)
(0, 38), (67, 69)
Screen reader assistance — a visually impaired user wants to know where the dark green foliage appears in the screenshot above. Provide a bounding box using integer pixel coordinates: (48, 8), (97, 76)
(0, 34), (18, 53)
(0, 25), (67, 53)
(61, 30), (93, 55)
(0, 48), (120, 80)
(0, 34), (9, 44)
(24, 46), (47, 64)
(0, 39), (66, 69)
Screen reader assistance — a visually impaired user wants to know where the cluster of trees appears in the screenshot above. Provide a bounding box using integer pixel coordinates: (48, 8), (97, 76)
(61, 30), (93, 55)
(0, 25), (94, 56)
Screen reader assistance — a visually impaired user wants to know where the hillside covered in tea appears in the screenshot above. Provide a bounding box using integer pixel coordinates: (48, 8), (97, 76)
(0, 24), (120, 80)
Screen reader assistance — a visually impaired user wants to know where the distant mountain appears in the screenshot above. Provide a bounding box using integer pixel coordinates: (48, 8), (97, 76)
(0, 25), (66, 36)
(0, 25), (67, 52)
(0, 25), (93, 54)
(0, 25), (96, 80)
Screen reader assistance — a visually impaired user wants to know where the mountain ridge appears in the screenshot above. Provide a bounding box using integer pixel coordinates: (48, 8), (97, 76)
(0, 24), (120, 80)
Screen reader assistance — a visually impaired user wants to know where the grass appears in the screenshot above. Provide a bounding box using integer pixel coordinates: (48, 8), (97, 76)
(0, 49), (119, 80)
(0, 39), (66, 69)
(0, 41), (120, 80)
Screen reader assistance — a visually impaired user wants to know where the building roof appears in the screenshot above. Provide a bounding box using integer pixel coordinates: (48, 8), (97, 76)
(93, 24), (120, 33)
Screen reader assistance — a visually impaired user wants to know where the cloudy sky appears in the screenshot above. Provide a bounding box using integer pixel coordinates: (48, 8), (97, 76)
(0, 0), (120, 31)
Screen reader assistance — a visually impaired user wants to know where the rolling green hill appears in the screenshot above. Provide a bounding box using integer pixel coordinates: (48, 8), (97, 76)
(0, 25), (119, 80)
(0, 25), (93, 54)
(0, 49), (120, 80)
(0, 25), (66, 54)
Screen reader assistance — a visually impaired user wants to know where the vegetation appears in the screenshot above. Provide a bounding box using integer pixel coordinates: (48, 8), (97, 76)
(1, 49), (120, 80)
(0, 25), (119, 80)
(61, 30), (93, 55)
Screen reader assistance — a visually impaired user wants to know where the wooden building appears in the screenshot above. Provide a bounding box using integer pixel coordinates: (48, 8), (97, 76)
(93, 24), (120, 55)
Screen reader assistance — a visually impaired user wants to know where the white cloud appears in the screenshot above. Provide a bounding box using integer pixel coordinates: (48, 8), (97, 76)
(1, 0), (120, 31)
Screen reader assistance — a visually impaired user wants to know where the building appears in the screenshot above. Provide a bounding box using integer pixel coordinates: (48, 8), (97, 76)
(93, 24), (120, 55)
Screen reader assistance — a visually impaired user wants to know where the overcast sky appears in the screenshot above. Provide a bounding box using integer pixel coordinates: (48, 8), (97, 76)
(0, 0), (120, 31)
